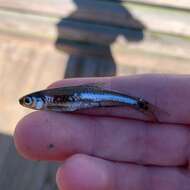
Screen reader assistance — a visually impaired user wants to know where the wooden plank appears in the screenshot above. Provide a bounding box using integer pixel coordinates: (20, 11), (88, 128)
(0, 9), (189, 60)
(112, 33), (190, 60)
(115, 51), (190, 75)
(124, 1), (190, 39)
(126, 0), (190, 10)
(0, 0), (189, 37)
(123, 3), (190, 36)
(0, 0), (76, 17)
(57, 34), (190, 61)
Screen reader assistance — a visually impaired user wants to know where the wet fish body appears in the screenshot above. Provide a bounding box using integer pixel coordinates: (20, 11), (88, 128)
(19, 83), (156, 120)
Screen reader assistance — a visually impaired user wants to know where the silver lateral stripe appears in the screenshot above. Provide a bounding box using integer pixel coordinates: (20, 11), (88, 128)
(80, 92), (137, 105)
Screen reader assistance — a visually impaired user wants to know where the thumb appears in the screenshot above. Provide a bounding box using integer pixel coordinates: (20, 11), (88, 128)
(56, 154), (113, 190)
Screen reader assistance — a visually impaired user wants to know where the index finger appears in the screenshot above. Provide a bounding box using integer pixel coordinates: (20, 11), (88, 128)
(47, 74), (190, 125)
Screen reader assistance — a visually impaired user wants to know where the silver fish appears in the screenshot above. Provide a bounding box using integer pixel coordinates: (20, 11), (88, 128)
(19, 83), (159, 121)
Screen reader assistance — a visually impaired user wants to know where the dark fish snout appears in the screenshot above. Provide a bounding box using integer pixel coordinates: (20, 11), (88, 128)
(19, 97), (24, 105)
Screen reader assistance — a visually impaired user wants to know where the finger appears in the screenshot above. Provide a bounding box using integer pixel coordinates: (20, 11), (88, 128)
(46, 75), (190, 124)
(14, 111), (190, 166)
(56, 154), (114, 190)
(56, 154), (190, 190)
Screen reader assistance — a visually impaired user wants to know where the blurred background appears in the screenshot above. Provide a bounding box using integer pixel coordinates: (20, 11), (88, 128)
(0, 0), (190, 189)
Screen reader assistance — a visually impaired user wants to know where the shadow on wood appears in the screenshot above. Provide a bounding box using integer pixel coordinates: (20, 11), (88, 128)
(0, 133), (58, 190)
(55, 0), (145, 78)
(64, 50), (117, 78)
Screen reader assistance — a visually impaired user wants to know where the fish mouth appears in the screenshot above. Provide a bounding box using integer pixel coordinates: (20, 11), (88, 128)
(19, 97), (24, 105)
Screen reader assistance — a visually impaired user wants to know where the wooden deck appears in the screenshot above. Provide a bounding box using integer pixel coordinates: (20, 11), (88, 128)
(0, 0), (190, 189)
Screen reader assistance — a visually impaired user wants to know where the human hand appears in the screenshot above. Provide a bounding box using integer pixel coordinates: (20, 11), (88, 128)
(14, 74), (190, 190)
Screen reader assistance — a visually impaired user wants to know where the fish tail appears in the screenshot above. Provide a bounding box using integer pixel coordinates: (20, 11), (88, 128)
(144, 102), (170, 123)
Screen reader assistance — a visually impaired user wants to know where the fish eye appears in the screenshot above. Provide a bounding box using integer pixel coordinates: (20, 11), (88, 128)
(23, 96), (33, 105)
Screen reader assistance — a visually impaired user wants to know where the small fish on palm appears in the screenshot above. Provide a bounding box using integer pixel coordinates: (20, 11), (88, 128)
(19, 83), (162, 122)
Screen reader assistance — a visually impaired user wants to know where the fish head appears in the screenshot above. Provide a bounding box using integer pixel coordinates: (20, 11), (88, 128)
(19, 92), (45, 110)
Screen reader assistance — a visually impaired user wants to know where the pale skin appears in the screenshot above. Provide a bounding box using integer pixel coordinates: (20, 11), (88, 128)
(14, 74), (190, 190)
